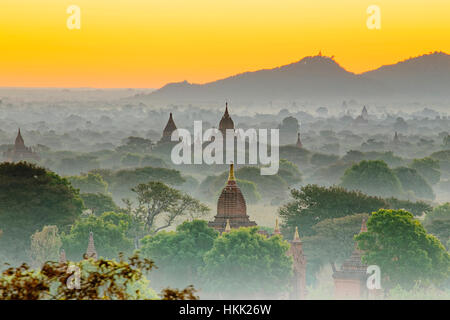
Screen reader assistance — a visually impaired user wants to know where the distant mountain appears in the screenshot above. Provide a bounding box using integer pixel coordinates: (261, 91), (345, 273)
(142, 52), (450, 103)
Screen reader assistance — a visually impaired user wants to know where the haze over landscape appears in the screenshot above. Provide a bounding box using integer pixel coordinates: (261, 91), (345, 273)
(0, 0), (449, 302)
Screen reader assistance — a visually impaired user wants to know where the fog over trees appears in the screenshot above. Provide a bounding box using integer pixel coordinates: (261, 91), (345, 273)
(0, 85), (449, 299)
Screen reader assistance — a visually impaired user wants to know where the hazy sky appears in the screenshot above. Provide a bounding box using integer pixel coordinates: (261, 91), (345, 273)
(0, 0), (449, 88)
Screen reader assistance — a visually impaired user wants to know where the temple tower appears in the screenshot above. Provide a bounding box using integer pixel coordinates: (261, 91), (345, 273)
(393, 131), (400, 144)
(361, 106), (368, 120)
(332, 219), (368, 299)
(208, 164), (257, 233)
(3, 129), (40, 162)
(288, 226), (307, 300)
(219, 103), (235, 135)
(84, 231), (98, 260)
(159, 113), (177, 143)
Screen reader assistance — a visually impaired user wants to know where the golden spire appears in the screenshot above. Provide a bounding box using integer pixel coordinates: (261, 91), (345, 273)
(224, 219), (231, 232)
(293, 226), (300, 241)
(274, 218), (281, 235)
(228, 163), (236, 181)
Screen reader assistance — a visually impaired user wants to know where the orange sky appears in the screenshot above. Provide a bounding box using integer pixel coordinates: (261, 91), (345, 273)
(0, 0), (449, 88)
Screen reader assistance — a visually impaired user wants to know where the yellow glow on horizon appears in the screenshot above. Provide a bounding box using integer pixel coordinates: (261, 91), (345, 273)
(0, 0), (449, 88)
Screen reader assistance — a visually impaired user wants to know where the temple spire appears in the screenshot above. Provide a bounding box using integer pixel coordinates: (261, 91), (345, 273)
(360, 218), (368, 233)
(296, 132), (302, 148)
(85, 231), (98, 260)
(228, 163), (236, 181)
(293, 226), (300, 242)
(224, 219), (231, 232)
(274, 218), (281, 235)
(15, 128), (25, 147)
(59, 249), (66, 264)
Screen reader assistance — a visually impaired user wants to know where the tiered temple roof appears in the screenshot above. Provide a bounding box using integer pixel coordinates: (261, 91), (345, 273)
(84, 231), (98, 260)
(218, 103), (235, 135)
(3, 129), (40, 162)
(208, 164), (257, 233)
(332, 219), (369, 299)
(159, 113), (177, 143)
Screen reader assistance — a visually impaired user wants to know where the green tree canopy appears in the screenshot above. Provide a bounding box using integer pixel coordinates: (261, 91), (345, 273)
(68, 173), (108, 194)
(302, 213), (369, 271)
(80, 193), (119, 216)
(409, 157), (441, 185)
(201, 227), (293, 299)
(30, 225), (62, 268)
(279, 184), (387, 237)
(132, 181), (210, 234)
(424, 203), (450, 248)
(392, 167), (435, 200)
(340, 160), (403, 198)
(356, 209), (450, 290)
(98, 166), (185, 201)
(0, 162), (83, 264)
(140, 220), (218, 289)
(62, 211), (134, 261)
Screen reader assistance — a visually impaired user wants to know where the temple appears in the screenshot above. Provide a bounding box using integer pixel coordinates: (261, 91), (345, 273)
(393, 131), (400, 144)
(332, 219), (368, 299)
(218, 103), (235, 135)
(296, 132), (303, 148)
(353, 106), (369, 125)
(288, 226), (307, 299)
(3, 129), (40, 162)
(208, 164), (257, 232)
(208, 164), (307, 299)
(159, 113), (177, 144)
(84, 231), (98, 260)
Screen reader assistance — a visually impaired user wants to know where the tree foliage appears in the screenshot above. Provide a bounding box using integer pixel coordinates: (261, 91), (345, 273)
(80, 192), (119, 215)
(62, 212), (134, 260)
(132, 181), (210, 234)
(355, 209), (450, 290)
(340, 160), (403, 198)
(68, 173), (108, 194)
(0, 253), (197, 300)
(279, 184), (387, 237)
(409, 157), (441, 185)
(393, 167), (435, 200)
(201, 227), (292, 299)
(140, 220), (218, 289)
(0, 162), (83, 263)
(30, 226), (62, 268)
(302, 213), (368, 270)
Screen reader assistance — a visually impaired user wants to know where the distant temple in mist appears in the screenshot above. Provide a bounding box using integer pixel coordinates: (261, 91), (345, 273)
(218, 103), (235, 135)
(332, 219), (382, 299)
(393, 131), (400, 144)
(159, 113), (178, 144)
(208, 164), (307, 299)
(3, 129), (40, 162)
(296, 132), (303, 148)
(353, 106), (369, 125)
